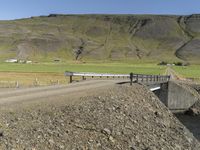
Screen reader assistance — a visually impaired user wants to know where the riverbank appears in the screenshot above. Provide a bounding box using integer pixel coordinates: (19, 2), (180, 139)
(175, 114), (200, 141)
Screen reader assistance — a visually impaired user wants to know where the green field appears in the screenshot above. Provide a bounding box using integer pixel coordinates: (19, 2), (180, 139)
(0, 62), (168, 87)
(173, 65), (200, 78)
(0, 62), (200, 87)
(0, 62), (166, 75)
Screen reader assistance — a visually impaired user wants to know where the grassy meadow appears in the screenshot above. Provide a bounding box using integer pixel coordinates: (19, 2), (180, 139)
(0, 62), (167, 87)
(0, 62), (166, 74)
(0, 61), (200, 87)
(172, 65), (200, 79)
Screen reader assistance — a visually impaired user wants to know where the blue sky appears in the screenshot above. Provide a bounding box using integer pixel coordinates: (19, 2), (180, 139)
(0, 0), (200, 20)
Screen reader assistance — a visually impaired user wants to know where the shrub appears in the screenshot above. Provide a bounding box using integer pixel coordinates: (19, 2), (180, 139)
(158, 61), (168, 65)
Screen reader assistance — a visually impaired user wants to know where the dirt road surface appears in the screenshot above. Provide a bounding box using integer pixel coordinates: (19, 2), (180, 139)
(0, 80), (126, 106)
(165, 67), (181, 80)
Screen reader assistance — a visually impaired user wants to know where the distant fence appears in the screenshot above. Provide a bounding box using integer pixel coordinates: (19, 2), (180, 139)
(0, 81), (19, 88)
(65, 72), (171, 85)
(0, 79), (61, 88)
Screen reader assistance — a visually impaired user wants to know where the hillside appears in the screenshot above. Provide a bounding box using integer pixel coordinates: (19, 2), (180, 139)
(1, 14), (200, 63)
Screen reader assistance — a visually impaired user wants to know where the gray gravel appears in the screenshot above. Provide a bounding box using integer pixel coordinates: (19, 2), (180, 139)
(183, 83), (200, 115)
(0, 84), (199, 149)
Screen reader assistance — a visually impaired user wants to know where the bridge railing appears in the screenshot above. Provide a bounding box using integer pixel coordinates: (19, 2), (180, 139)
(64, 71), (170, 85)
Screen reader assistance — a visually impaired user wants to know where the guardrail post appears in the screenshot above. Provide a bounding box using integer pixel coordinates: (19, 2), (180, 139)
(70, 75), (73, 83)
(136, 74), (139, 83)
(141, 75), (144, 82)
(130, 72), (133, 85)
(168, 75), (171, 81)
(156, 76), (159, 82)
(146, 75), (148, 82)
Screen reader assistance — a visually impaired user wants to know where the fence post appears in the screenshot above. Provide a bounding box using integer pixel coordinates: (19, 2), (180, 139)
(35, 78), (39, 86)
(15, 81), (19, 88)
(130, 72), (133, 85)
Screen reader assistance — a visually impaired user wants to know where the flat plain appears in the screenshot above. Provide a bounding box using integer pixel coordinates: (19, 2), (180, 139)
(0, 62), (167, 86)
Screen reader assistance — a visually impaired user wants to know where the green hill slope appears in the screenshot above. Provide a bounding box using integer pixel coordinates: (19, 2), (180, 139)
(0, 14), (200, 63)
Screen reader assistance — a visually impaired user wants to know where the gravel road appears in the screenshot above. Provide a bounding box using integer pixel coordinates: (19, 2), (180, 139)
(0, 80), (125, 106)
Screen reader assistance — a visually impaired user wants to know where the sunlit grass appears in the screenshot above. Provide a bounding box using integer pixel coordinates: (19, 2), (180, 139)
(0, 62), (167, 86)
(0, 62), (166, 75)
(173, 65), (200, 78)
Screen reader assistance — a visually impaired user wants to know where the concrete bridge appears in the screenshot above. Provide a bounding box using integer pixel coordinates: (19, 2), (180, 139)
(65, 72), (199, 111)
(153, 81), (200, 111)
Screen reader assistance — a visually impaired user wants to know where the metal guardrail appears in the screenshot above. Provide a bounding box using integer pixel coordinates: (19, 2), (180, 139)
(65, 72), (171, 85)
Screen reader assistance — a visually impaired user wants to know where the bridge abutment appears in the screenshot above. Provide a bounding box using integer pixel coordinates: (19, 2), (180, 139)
(154, 81), (199, 111)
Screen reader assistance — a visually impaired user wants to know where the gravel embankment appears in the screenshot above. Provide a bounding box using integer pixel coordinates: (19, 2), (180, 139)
(184, 84), (200, 115)
(0, 84), (199, 149)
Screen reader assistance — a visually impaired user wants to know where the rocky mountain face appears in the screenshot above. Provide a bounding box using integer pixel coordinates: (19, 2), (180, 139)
(0, 14), (200, 63)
